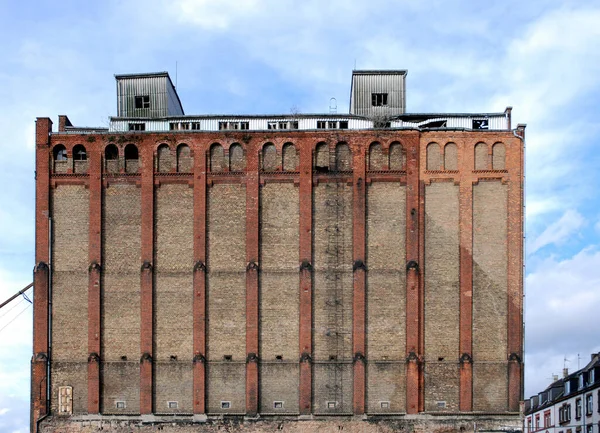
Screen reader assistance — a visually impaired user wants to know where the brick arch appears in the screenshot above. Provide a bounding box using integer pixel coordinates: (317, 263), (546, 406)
(389, 141), (405, 170)
(314, 141), (329, 171)
(474, 142), (488, 170)
(157, 143), (172, 173)
(176, 143), (192, 173)
(368, 141), (384, 171)
(124, 144), (139, 174)
(229, 143), (246, 172)
(335, 142), (352, 171)
(209, 143), (225, 172)
(282, 142), (298, 171)
(444, 142), (458, 171)
(426, 142), (441, 170)
(492, 142), (506, 170)
(261, 142), (278, 171)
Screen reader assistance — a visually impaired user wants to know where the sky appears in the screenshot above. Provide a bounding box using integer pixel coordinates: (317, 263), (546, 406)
(1, 0), (599, 431)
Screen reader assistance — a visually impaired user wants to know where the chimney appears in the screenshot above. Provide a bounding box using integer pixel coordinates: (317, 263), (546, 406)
(563, 368), (569, 378)
(553, 374), (559, 382)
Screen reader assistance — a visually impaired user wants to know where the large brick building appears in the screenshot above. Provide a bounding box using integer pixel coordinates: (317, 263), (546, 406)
(32, 70), (525, 432)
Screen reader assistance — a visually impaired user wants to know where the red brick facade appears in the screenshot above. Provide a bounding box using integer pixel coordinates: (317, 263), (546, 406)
(33, 120), (524, 432)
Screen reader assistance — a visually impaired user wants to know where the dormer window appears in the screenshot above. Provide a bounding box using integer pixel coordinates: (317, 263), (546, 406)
(135, 95), (150, 109)
(372, 93), (388, 106)
(565, 381), (571, 394)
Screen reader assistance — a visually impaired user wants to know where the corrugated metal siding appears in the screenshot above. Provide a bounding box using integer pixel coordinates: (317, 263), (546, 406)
(108, 115), (508, 132)
(167, 83), (184, 116)
(117, 76), (168, 118)
(350, 74), (406, 117)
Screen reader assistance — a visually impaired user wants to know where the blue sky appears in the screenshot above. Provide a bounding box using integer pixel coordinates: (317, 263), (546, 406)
(1, 0), (599, 430)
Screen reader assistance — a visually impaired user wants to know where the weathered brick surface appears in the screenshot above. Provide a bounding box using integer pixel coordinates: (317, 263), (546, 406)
(313, 363), (353, 414)
(443, 143), (457, 171)
(260, 184), (299, 361)
(230, 144), (245, 171)
(259, 363), (299, 414)
(51, 186), (89, 413)
(424, 182), (460, 411)
(101, 184), (141, 413)
(472, 181), (508, 412)
(368, 142), (385, 170)
(474, 143), (488, 170)
(262, 144), (278, 171)
(472, 181), (507, 362)
(492, 143), (505, 170)
(366, 182), (406, 413)
(313, 183), (353, 362)
(206, 363), (246, 414)
(207, 184), (246, 359)
(74, 160), (88, 174)
(154, 184), (194, 412)
(282, 143), (298, 171)
(389, 142), (405, 170)
(426, 143), (441, 170)
(209, 145), (225, 172)
(424, 362), (460, 412)
(176, 144), (193, 172)
(157, 144), (174, 172)
(335, 144), (352, 171)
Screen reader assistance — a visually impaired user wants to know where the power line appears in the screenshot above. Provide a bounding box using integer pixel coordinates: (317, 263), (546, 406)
(0, 302), (31, 334)
(0, 282), (33, 310)
(0, 294), (26, 319)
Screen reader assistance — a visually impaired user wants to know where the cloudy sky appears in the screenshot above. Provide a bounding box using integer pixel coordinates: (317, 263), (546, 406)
(1, 0), (599, 430)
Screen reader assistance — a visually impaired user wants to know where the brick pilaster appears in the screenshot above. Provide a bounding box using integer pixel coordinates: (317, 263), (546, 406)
(245, 142), (260, 416)
(405, 133), (421, 414)
(193, 142), (208, 414)
(31, 118), (52, 433)
(352, 141), (367, 415)
(140, 143), (154, 414)
(298, 138), (313, 415)
(507, 127), (525, 411)
(87, 145), (102, 414)
(459, 139), (474, 411)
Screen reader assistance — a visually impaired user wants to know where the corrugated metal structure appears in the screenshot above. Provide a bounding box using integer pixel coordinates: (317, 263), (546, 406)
(349, 70), (407, 117)
(116, 72), (184, 118)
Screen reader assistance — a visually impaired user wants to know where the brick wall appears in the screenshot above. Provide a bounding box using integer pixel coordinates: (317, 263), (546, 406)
(259, 183), (299, 413)
(424, 182), (460, 412)
(101, 184), (141, 413)
(206, 183), (247, 413)
(472, 181), (508, 411)
(154, 184), (194, 413)
(51, 185), (89, 413)
(366, 182), (406, 413)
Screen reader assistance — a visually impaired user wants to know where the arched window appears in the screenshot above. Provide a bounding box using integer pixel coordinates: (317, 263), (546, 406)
(426, 142), (441, 170)
(105, 144), (119, 173)
(315, 142), (329, 171)
(124, 144), (139, 174)
(492, 143), (506, 170)
(474, 142), (488, 170)
(157, 144), (172, 173)
(444, 142), (458, 170)
(210, 143), (225, 172)
(368, 142), (384, 171)
(53, 144), (67, 161)
(229, 143), (245, 172)
(389, 142), (405, 170)
(73, 145), (87, 161)
(177, 144), (192, 173)
(282, 143), (298, 171)
(261, 143), (278, 171)
(335, 143), (352, 171)
(72, 145), (87, 174)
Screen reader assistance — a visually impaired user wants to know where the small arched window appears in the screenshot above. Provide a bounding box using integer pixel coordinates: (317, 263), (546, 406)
(177, 144), (192, 173)
(335, 143), (352, 171)
(73, 145), (87, 161)
(368, 142), (384, 171)
(229, 143), (245, 172)
(389, 142), (405, 170)
(105, 144), (119, 173)
(444, 143), (458, 171)
(124, 144), (139, 174)
(426, 142), (441, 170)
(53, 144), (67, 161)
(210, 143), (225, 172)
(315, 142), (329, 171)
(262, 143), (278, 171)
(492, 143), (506, 170)
(282, 143), (298, 171)
(474, 142), (488, 170)
(157, 144), (171, 173)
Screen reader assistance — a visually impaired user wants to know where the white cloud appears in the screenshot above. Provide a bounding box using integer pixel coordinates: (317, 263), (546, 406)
(0, 408), (9, 416)
(528, 210), (585, 255)
(176, 0), (261, 29)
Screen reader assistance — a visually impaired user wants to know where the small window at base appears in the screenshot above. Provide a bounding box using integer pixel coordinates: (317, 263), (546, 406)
(168, 401), (178, 409)
(380, 401), (390, 409)
(221, 401), (231, 409)
(273, 401), (284, 409)
(115, 401), (126, 409)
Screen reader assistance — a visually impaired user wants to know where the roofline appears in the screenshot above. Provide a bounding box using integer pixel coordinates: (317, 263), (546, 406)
(114, 71), (185, 115)
(352, 70), (408, 75)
